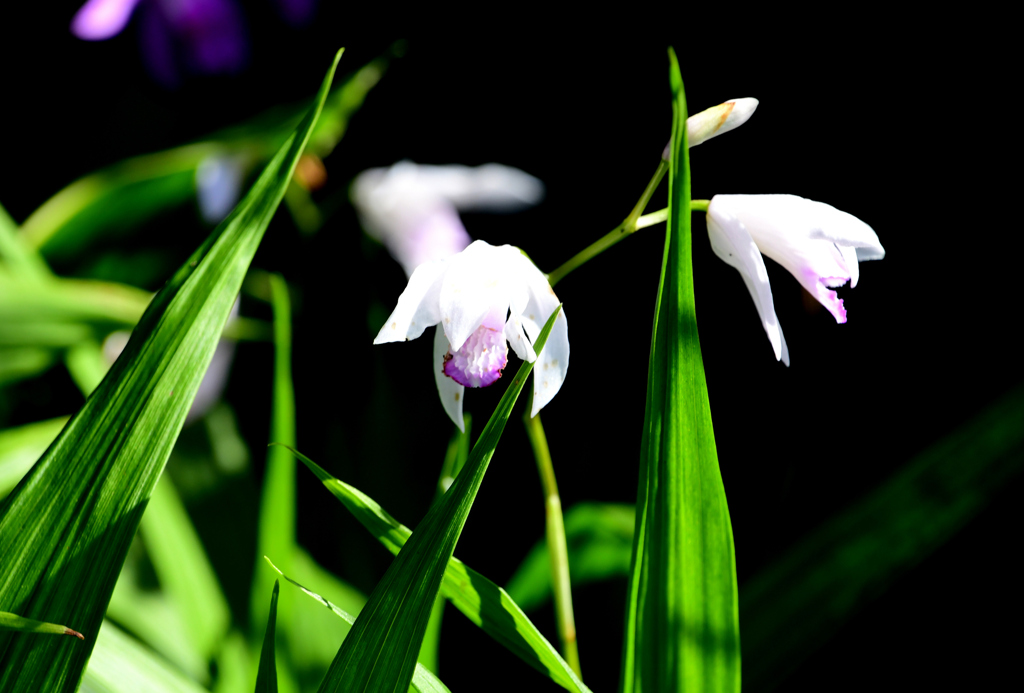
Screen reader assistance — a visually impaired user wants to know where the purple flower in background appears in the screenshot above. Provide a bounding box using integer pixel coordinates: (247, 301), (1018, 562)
(71, 0), (248, 86)
(273, 0), (317, 26)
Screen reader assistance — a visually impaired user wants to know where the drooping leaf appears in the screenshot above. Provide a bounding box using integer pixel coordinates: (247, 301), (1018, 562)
(506, 503), (635, 612)
(18, 54), (391, 261)
(0, 612), (83, 640)
(282, 401), (590, 692)
(254, 582), (280, 693)
(81, 621), (211, 693)
(263, 558), (450, 693)
(620, 49), (740, 693)
(313, 308), (572, 692)
(0, 50), (344, 692)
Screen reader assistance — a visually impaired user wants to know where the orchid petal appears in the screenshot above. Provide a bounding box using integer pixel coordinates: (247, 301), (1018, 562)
(512, 257), (568, 415)
(504, 311), (537, 363)
(707, 199), (786, 362)
(433, 326), (465, 431)
(71, 0), (141, 40)
(838, 244), (860, 288)
(440, 241), (511, 351)
(408, 164), (545, 211)
(373, 259), (446, 344)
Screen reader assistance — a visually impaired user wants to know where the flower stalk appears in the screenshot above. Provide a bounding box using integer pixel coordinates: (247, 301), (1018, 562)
(522, 402), (581, 678)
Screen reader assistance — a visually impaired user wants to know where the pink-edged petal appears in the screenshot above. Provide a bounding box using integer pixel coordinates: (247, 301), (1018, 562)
(707, 198), (786, 362)
(505, 311), (537, 363)
(433, 326), (465, 430)
(439, 240), (512, 351)
(373, 259), (446, 344)
(71, 0), (141, 40)
(442, 325), (508, 388)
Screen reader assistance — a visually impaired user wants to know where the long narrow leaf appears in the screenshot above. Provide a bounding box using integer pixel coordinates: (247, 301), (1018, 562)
(0, 50), (344, 692)
(621, 50), (740, 693)
(506, 503), (635, 612)
(283, 393), (590, 692)
(0, 612), (83, 639)
(81, 621), (210, 693)
(316, 307), (564, 692)
(254, 582), (280, 693)
(263, 558), (450, 693)
(252, 274), (297, 633)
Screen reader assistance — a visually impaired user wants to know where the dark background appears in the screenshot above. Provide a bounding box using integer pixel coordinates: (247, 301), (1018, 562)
(1, 5), (1019, 691)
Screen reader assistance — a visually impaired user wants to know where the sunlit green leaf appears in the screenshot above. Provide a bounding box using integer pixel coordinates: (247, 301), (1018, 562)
(0, 50), (344, 692)
(254, 582), (280, 693)
(0, 612), (83, 639)
(252, 273), (297, 635)
(0, 417), (68, 499)
(18, 54), (390, 261)
(81, 621), (211, 693)
(263, 558), (449, 693)
(312, 307), (569, 692)
(620, 49), (740, 693)
(506, 503), (635, 612)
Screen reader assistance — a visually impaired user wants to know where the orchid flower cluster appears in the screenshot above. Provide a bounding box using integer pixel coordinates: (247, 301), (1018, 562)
(356, 98), (884, 426)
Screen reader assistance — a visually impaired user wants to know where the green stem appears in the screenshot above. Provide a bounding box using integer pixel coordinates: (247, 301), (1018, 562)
(523, 405), (581, 678)
(545, 156), (709, 286)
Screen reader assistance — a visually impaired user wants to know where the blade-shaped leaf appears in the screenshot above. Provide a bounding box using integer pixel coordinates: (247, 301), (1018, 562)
(18, 55), (388, 261)
(82, 621), (211, 693)
(314, 307), (568, 692)
(620, 49), (740, 693)
(506, 502), (635, 612)
(282, 414), (591, 692)
(0, 50), (344, 692)
(0, 417), (69, 498)
(264, 558), (450, 693)
(252, 274), (297, 633)
(254, 582), (280, 693)
(0, 612), (83, 639)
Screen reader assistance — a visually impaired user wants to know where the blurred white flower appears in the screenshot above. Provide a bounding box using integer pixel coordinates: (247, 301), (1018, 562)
(706, 195), (885, 364)
(195, 153), (245, 224)
(662, 98), (759, 159)
(351, 161), (544, 277)
(374, 240), (568, 430)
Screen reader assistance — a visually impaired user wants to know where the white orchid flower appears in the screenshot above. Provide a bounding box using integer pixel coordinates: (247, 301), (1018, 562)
(351, 161), (545, 277)
(662, 98), (760, 159)
(374, 240), (568, 431)
(706, 194), (885, 365)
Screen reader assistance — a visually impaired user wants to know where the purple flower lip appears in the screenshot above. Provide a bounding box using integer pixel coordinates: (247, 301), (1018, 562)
(442, 326), (508, 388)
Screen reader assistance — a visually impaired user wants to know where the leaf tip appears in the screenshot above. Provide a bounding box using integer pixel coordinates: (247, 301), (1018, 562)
(64, 627), (85, 641)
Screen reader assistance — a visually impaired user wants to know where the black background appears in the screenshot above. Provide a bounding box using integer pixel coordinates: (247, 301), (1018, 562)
(1, 5), (1019, 691)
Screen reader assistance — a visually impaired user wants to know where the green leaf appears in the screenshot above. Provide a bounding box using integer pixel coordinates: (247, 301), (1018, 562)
(0, 50), (344, 692)
(312, 307), (573, 692)
(0, 201), (50, 280)
(0, 347), (58, 385)
(263, 558), (450, 693)
(740, 381), (1024, 690)
(289, 446), (589, 692)
(0, 417), (68, 499)
(620, 49), (740, 693)
(139, 475), (231, 665)
(0, 612), (83, 640)
(18, 54), (389, 261)
(82, 621), (211, 693)
(254, 582), (280, 693)
(253, 274), (297, 634)
(506, 503), (635, 612)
